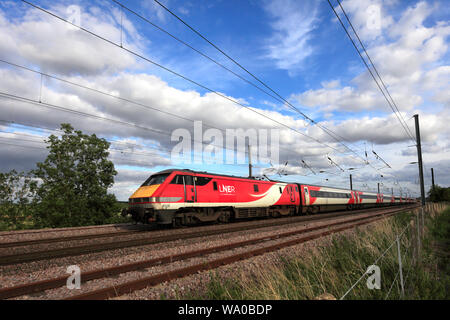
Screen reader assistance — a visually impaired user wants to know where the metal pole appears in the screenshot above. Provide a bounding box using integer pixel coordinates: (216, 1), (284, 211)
(431, 168), (435, 192)
(421, 207), (425, 239)
(414, 114), (426, 206)
(248, 144), (252, 178)
(378, 183), (380, 194)
(397, 235), (405, 298)
(350, 174), (353, 190)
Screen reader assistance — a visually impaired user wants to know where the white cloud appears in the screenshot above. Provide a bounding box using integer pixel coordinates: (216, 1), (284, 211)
(263, 0), (319, 74)
(141, 0), (169, 23)
(0, 3), (145, 76)
(336, 0), (395, 42)
(291, 1), (449, 117)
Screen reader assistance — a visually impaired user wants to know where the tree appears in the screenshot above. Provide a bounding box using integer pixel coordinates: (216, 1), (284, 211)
(428, 185), (450, 202)
(33, 123), (119, 227)
(0, 170), (37, 230)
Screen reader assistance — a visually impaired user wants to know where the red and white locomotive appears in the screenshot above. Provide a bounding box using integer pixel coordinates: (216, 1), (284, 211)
(123, 169), (415, 226)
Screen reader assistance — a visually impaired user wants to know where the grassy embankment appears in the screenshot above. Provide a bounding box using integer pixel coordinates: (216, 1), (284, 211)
(181, 204), (449, 300)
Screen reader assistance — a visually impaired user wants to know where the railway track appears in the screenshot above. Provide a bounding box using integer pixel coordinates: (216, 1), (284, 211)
(0, 206), (410, 249)
(0, 205), (416, 266)
(0, 222), (137, 237)
(0, 207), (384, 249)
(0, 225), (154, 249)
(0, 205), (418, 300)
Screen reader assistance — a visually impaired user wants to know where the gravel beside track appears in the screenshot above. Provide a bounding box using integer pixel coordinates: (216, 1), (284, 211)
(121, 209), (416, 300)
(0, 223), (139, 240)
(0, 205), (418, 300)
(0, 206), (403, 265)
(0, 206), (392, 245)
(121, 222), (372, 300)
(1, 212), (371, 288)
(67, 211), (397, 300)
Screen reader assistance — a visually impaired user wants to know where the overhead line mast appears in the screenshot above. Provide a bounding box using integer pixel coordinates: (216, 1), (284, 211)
(414, 114), (425, 206)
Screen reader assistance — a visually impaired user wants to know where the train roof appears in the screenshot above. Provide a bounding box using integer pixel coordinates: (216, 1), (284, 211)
(152, 168), (286, 183)
(151, 169), (403, 197)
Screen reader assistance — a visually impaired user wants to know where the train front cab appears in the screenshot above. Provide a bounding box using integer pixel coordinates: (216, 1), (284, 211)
(125, 171), (177, 224)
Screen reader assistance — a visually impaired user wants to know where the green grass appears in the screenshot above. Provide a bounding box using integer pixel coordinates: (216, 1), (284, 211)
(180, 204), (449, 300)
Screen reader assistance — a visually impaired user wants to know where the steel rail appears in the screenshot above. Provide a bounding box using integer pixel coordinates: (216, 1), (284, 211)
(66, 208), (406, 300)
(0, 206), (386, 248)
(0, 205), (417, 299)
(0, 227), (152, 249)
(0, 206), (416, 266)
(0, 222), (137, 237)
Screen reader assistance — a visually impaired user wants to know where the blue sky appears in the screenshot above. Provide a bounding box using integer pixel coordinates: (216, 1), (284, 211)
(0, 0), (449, 199)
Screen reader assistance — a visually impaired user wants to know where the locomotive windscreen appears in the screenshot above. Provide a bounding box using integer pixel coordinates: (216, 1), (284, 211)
(141, 173), (170, 186)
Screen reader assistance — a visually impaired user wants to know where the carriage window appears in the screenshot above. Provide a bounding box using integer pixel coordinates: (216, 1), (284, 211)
(196, 177), (212, 186)
(213, 181), (218, 191)
(304, 188), (308, 194)
(142, 173), (170, 186)
(170, 175), (184, 185)
(170, 175), (195, 185)
(254, 184), (259, 192)
(279, 187), (282, 194)
(295, 186), (298, 192)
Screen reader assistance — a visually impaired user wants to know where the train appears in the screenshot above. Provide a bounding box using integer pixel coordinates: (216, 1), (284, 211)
(122, 169), (415, 226)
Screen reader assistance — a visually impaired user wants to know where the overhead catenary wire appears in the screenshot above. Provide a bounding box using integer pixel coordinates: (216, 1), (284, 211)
(22, 0), (370, 167)
(147, 0), (375, 166)
(16, 0), (409, 186)
(0, 59), (227, 135)
(0, 137), (268, 178)
(0, 133), (255, 169)
(4, 125), (314, 176)
(335, 0), (416, 141)
(1, 113), (359, 181)
(0, 93), (316, 169)
(0, 119), (172, 153)
(149, 0), (408, 181)
(12, 1), (390, 182)
(110, 0), (288, 109)
(327, 0), (416, 144)
(1, 120), (406, 192)
(0, 58), (346, 166)
(0, 124), (280, 168)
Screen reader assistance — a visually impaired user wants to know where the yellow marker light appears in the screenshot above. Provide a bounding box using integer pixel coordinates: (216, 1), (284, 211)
(130, 184), (161, 199)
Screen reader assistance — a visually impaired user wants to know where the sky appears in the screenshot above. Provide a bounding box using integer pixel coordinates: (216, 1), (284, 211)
(0, 0), (449, 200)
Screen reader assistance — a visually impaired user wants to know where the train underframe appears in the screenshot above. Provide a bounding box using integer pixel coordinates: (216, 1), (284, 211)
(123, 201), (403, 226)
(124, 204), (299, 226)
